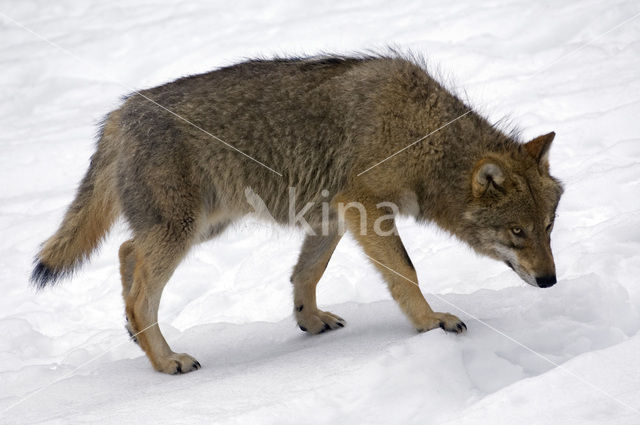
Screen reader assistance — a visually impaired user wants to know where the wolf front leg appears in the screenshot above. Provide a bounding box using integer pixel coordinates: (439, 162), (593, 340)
(291, 231), (346, 334)
(338, 195), (466, 334)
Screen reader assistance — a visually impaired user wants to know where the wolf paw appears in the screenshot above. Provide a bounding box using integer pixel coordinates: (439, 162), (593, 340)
(155, 353), (201, 375)
(296, 308), (346, 334)
(417, 312), (467, 334)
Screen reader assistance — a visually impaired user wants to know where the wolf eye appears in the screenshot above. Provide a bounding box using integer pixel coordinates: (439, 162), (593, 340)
(511, 227), (524, 236)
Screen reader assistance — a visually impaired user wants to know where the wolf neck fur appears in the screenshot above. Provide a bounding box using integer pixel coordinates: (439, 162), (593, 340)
(412, 110), (517, 236)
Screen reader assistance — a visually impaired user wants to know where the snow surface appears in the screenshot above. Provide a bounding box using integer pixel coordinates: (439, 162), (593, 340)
(1, 0), (640, 423)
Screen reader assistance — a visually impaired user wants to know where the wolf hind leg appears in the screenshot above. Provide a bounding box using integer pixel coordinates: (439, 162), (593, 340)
(291, 231), (345, 334)
(125, 222), (201, 374)
(119, 239), (138, 342)
(119, 239), (136, 297)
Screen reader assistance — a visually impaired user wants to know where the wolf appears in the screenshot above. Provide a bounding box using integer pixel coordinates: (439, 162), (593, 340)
(31, 54), (563, 374)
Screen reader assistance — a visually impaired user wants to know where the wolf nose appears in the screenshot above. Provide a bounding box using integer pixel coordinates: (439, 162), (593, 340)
(536, 275), (557, 288)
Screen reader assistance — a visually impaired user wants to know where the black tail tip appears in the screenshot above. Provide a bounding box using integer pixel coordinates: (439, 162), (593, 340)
(30, 261), (61, 289)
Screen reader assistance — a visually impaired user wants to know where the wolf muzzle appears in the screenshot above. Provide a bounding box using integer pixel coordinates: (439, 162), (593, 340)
(535, 275), (557, 288)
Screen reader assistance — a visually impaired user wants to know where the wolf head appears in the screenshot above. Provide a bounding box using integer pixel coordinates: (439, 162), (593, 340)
(462, 132), (563, 288)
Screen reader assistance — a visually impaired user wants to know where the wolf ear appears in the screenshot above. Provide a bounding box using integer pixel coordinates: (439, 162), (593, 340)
(525, 132), (555, 170)
(472, 159), (505, 197)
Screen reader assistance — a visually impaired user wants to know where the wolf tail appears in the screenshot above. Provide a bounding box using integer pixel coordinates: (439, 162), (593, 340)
(31, 114), (121, 288)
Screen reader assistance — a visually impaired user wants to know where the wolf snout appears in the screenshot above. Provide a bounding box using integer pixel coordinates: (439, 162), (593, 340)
(535, 275), (557, 288)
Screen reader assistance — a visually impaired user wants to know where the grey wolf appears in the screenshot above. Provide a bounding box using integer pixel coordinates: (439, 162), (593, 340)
(31, 54), (563, 374)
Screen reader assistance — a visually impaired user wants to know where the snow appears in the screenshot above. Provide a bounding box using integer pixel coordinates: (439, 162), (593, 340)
(1, 0), (640, 423)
